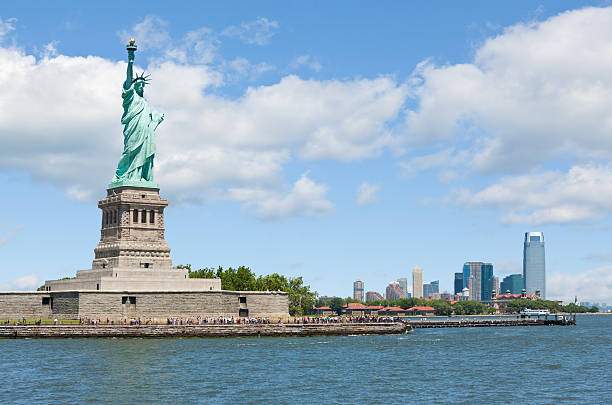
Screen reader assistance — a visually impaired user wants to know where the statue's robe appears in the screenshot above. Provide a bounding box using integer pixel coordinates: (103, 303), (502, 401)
(112, 81), (163, 183)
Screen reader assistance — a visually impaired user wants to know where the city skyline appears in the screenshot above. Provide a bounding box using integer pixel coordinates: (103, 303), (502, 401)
(0, 2), (611, 304)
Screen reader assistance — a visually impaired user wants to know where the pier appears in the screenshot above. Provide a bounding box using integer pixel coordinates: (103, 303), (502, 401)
(405, 316), (575, 328)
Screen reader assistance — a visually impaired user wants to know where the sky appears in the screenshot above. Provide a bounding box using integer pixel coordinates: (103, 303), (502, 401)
(0, 1), (611, 304)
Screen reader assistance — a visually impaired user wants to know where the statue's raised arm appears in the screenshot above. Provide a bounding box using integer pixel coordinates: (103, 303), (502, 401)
(124, 39), (136, 90)
(109, 39), (163, 189)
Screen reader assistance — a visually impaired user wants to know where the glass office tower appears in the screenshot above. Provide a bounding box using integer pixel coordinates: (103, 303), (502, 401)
(454, 272), (463, 295)
(523, 232), (545, 299)
(500, 274), (524, 294)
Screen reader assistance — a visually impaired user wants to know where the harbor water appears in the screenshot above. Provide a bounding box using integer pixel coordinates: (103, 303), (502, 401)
(1, 315), (610, 404)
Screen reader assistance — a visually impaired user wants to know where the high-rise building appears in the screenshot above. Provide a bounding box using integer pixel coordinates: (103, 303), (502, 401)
(412, 266), (423, 298)
(386, 282), (406, 300)
(353, 280), (364, 301)
(366, 291), (384, 302)
(500, 274), (524, 294)
(423, 280), (439, 298)
(493, 276), (499, 296)
(463, 262), (494, 302)
(523, 232), (545, 299)
(397, 278), (408, 297)
(454, 272), (463, 295)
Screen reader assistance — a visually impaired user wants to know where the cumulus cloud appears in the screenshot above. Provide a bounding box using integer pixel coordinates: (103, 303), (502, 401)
(0, 18), (407, 220)
(222, 17), (279, 45)
(455, 165), (612, 225)
(356, 182), (381, 206)
(548, 267), (612, 303)
(228, 173), (334, 221)
(0, 273), (40, 291)
(405, 7), (612, 173)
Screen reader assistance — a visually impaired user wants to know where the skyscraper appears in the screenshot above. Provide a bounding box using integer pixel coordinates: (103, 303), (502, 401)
(423, 280), (439, 298)
(397, 278), (408, 297)
(500, 274), (524, 294)
(366, 291), (384, 302)
(386, 282), (406, 300)
(353, 280), (364, 301)
(523, 232), (545, 299)
(454, 272), (463, 295)
(412, 266), (423, 298)
(463, 262), (494, 302)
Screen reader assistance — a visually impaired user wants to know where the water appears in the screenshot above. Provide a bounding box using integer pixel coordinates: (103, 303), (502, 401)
(1, 315), (610, 404)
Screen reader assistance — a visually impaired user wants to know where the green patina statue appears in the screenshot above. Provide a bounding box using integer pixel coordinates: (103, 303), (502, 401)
(109, 39), (164, 189)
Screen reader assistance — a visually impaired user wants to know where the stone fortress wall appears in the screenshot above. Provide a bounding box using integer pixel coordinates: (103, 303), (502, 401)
(0, 290), (288, 320)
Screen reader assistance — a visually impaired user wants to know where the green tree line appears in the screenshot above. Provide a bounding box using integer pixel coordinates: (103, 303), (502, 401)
(178, 264), (317, 316)
(504, 299), (598, 314)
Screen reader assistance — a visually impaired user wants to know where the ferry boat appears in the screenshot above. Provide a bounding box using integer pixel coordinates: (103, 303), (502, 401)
(520, 309), (550, 316)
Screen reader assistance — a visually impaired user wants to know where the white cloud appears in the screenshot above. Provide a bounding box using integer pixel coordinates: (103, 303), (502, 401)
(455, 165), (612, 225)
(0, 20), (407, 220)
(0, 273), (40, 291)
(0, 223), (24, 246)
(118, 15), (171, 51)
(494, 261), (522, 276)
(405, 7), (612, 173)
(356, 182), (381, 206)
(400, 148), (468, 177)
(228, 173), (334, 221)
(222, 17), (279, 46)
(548, 267), (612, 303)
(0, 16), (16, 40)
(289, 55), (322, 72)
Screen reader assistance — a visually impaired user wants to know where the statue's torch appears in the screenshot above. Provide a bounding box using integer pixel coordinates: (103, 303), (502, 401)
(126, 38), (137, 62)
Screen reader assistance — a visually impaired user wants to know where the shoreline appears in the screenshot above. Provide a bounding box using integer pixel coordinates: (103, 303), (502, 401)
(0, 322), (409, 338)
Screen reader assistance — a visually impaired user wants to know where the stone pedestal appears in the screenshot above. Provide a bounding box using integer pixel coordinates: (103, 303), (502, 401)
(45, 186), (221, 292)
(93, 186), (171, 270)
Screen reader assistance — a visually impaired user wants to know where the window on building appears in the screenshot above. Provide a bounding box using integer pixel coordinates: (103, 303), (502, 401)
(149, 211), (155, 224)
(133, 209), (138, 223)
(42, 297), (50, 306)
(129, 297), (136, 305)
(239, 297), (247, 304)
(239, 308), (248, 317)
(141, 210), (146, 223)
(143, 263), (150, 268)
(122, 296), (128, 304)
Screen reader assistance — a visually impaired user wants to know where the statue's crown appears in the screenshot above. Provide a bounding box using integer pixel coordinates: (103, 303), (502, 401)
(133, 71), (151, 84)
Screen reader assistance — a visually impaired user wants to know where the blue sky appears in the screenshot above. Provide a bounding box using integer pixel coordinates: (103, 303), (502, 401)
(1, 1), (611, 303)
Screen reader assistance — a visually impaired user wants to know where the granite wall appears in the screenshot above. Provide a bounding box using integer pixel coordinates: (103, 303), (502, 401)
(0, 290), (288, 320)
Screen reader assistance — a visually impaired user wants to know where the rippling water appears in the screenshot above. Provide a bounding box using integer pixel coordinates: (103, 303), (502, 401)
(1, 315), (610, 404)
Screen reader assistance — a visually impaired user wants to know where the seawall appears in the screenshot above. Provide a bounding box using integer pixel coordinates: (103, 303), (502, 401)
(0, 322), (409, 338)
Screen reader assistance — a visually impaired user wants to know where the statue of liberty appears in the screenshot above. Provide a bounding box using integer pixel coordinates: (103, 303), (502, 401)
(109, 39), (164, 188)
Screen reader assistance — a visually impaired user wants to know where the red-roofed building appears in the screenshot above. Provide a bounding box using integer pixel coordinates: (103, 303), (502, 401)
(313, 306), (335, 316)
(490, 290), (539, 312)
(343, 303), (385, 316)
(378, 306), (410, 316)
(406, 306), (436, 316)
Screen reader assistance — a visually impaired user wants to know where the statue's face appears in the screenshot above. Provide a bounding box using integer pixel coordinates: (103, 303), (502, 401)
(135, 81), (145, 96)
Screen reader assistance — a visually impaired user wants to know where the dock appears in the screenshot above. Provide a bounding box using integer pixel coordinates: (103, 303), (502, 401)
(405, 317), (576, 328)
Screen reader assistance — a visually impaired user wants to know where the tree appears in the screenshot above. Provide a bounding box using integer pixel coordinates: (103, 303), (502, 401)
(187, 267), (216, 279)
(430, 300), (453, 316)
(589, 306), (599, 313)
(329, 297), (345, 315)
